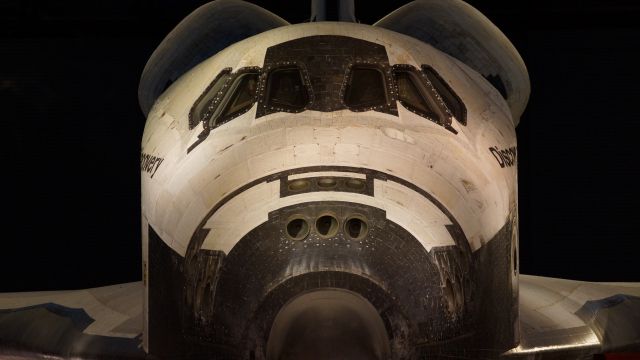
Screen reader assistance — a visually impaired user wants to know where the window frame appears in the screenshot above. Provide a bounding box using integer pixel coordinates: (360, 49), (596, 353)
(341, 63), (391, 112)
(187, 67), (261, 154)
(392, 64), (457, 134)
(210, 68), (260, 128)
(263, 64), (312, 114)
(421, 65), (467, 126)
(189, 67), (232, 129)
(393, 68), (439, 121)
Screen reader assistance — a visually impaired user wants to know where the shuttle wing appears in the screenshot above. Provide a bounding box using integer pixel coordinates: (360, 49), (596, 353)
(506, 275), (640, 358)
(2, 277), (638, 359)
(0, 282), (144, 359)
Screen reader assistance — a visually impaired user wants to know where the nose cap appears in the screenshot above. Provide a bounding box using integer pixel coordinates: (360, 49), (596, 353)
(266, 288), (390, 360)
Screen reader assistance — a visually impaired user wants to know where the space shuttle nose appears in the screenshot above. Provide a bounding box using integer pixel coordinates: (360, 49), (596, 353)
(136, 0), (527, 356)
(171, 180), (475, 358)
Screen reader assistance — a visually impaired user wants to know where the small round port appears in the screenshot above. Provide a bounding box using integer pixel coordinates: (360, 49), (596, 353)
(345, 178), (366, 191)
(286, 217), (309, 241)
(317, 178), (337, 189)
(344, 216), (368, 240)
(288, 179), (310, 192)
(315, 214), (339, 237)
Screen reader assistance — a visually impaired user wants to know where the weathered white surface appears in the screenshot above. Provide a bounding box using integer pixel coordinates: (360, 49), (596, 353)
(519, 275), (640, 333)
(508, 275), (640, 355)
(141, 23), (517, 257)
(200, 177), (454, 253)
(0, 282), (142, 339)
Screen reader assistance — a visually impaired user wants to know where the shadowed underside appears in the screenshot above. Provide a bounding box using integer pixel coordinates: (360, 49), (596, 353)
(266, 289), (390, 360)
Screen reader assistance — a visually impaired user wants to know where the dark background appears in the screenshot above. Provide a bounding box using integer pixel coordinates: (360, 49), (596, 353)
(1, 0), (639, 291)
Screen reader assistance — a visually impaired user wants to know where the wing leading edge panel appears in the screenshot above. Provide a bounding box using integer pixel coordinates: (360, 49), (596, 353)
(0, 282), (144, 359)
(506, 275), (640, 358)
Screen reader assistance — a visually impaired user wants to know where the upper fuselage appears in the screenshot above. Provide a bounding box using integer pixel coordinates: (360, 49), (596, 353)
(142, 22), (516, 255)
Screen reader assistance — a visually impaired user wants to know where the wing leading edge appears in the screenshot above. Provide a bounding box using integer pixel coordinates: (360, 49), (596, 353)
(506, 275), (640, 359)
(0, 282), (144, 359)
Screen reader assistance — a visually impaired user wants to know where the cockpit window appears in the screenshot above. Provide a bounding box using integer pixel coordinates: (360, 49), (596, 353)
(393, 65), (457, 133)
(187, 68), (259, 153)
(422, 65), (467, 126)
(189, 68), (232, 129)
(395, 70), (438, 120)
(343, 66), (388, 110)
(266, 66), (309, 111)
(212, 70), (259, 127)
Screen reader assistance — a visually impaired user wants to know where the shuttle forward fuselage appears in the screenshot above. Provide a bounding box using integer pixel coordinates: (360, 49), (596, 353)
(141, 22), (519, 359)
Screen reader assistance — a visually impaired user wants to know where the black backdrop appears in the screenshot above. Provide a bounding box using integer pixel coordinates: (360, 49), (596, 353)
(1, 0), (639, 291)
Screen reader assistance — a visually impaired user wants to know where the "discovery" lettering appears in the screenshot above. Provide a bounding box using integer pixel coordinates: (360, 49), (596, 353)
(141, 153), (164, 178)
(489, 146), (517, 168)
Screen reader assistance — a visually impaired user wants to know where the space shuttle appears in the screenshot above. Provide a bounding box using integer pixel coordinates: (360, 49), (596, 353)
(1, 0), (639, 359)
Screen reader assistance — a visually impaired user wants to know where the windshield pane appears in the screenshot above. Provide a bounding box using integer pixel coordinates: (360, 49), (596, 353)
(192, 71), (231, 127)
(216, 72), (258, 124)
(267, 67), (309, 110)
(395, 70), (437, 119)
(422, 66), (466, 125)
(344, 67), (386, 109)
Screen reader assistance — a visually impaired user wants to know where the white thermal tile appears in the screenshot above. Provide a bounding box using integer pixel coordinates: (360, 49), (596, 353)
(286, 126), (315, 145)
(425, 226), (456, 248)
(248, 147), (294, 178)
